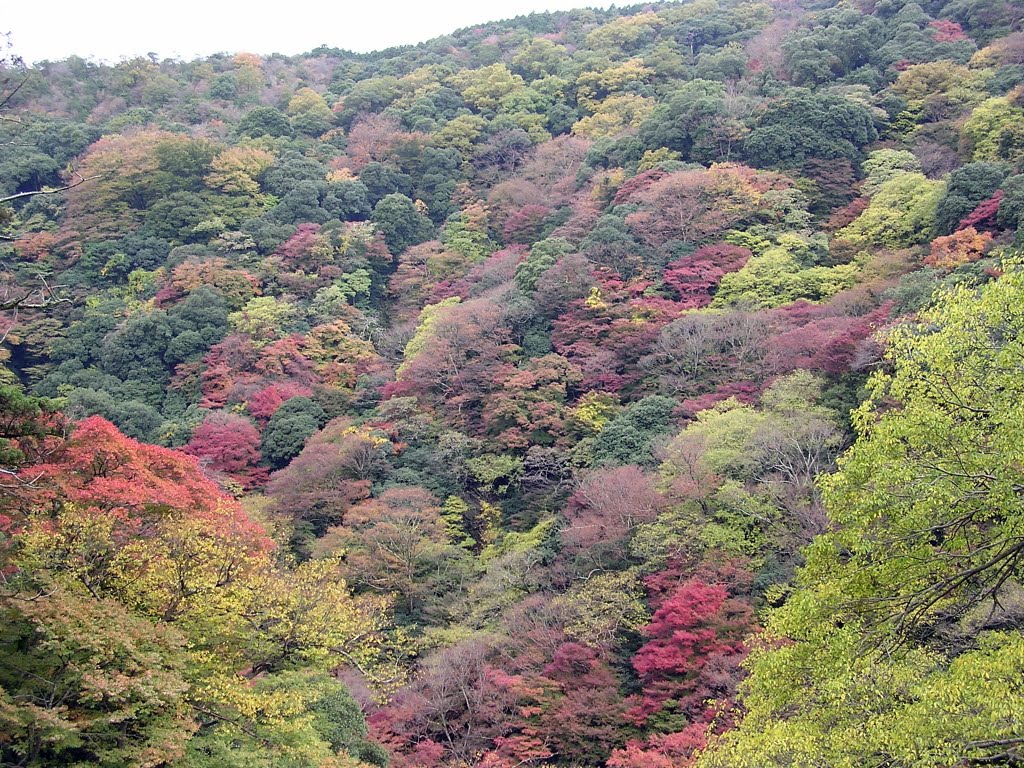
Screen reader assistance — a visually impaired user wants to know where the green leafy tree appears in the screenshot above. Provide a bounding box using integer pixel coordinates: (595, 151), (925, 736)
(860, 148), (922, 196)
(700, 259), (1024, 768)
(516, 237), (575, 293)
(638, 80), (735, 163)
(743, 90), (878, 169)
(997, 174), (1024, 231)
(781, 6), (884, 85)
(0, 585), (195, 768)
(590, 396), (676, 467)
(838, 172), (946, 247)
(227, 296), (298, 346)
(261, 396), (327, 467)
(962, 95), (1024, 163)
(441, 204), (496, 262)
(466, 453), (524, 495)
(287, 87), (335, 136)
(371, 193), (434, 254)
(934, 161), (1010, 235)
(712, 235), (859, 309)
(182, 670), (388, 767)
(449, 64), (525, 113)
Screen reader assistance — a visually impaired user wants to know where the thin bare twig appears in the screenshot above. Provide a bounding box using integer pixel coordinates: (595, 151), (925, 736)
(0, 170), (102, 205)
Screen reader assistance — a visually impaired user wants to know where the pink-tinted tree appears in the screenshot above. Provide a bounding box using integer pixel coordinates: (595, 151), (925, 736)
(612, 168), (669, 206)
(370, 640), (519, 768)
(444, 246), (526, 301)
(391, 298), (519, 431)
(387, 240), (449, 323)
(551, 270), (683, 392)
(274, 222), (324, 270)
(184, 411), (267, 489)
(344, 114), (404, 170)
(252, 334), (318, 383)
(265, 419), (384, 536)
(662, 243), (752, 307)
(516, 134), (591, 205)
(929, 19), (968, 42)
(199, 334), (261, 408)
(481, 354), (583, 450)
(489, 642), (628, 766)
(608, 721), (716, 768)
(764, 299), (891, 377)
(245, 381), (315, 422)
(532, 253), (595, 318)
(562, 465), (664, 551)
(502, 204), (551, 245)
(957, 190), (1004, 232)
(623, 166), (780, 248)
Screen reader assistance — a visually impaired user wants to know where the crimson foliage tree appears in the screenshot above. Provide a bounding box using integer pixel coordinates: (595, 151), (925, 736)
(629, 579), (755, 729)
(184, 411), (267, 489)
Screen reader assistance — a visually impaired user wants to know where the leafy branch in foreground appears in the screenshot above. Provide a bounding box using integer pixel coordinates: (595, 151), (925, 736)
(699, 258), (1024, 768)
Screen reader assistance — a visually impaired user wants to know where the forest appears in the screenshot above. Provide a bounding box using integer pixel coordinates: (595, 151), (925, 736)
(1, 0), (1024, 764)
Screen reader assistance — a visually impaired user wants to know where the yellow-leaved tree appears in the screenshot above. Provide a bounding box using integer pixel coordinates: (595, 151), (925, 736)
(1, 415), (401, 768)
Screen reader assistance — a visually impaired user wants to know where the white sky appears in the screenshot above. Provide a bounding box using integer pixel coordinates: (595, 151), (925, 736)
(6, 0), (613, 65)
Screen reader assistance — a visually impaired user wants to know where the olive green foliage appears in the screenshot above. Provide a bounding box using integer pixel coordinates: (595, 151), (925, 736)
(934, 161), (1010, 234)
(860, 148), (922, 196)
(237, 106), (293, 138)
(713, 235), (859, 309)
(181, 672), (387, 767)
(0, 386), (57, 468)
(515, 237), (575, 293)
(0, 587), (195, 768)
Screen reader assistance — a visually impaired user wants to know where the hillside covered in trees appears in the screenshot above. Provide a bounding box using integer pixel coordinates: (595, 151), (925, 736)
(2, 0), (1024, 765)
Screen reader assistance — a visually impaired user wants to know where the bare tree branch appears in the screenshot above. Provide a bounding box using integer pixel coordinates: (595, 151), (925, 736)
(0, 69), (29, 113)
(0, 170), (102, 205)
(0, 274), (70, 313)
